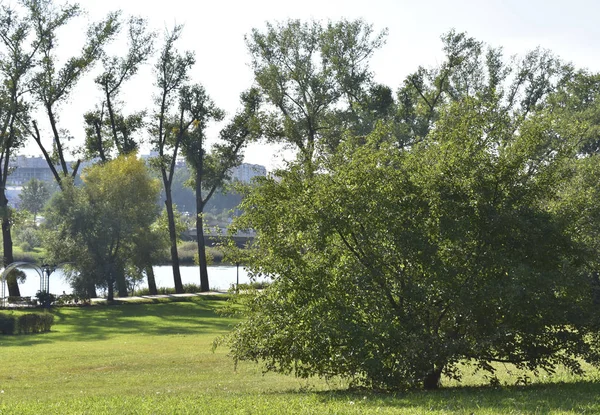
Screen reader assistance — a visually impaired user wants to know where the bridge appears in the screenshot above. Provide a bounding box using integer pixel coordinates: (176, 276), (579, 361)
(182, 228), (256, 248)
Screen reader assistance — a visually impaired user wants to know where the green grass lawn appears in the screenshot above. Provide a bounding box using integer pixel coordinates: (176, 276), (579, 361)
(1, 298), (599, 414)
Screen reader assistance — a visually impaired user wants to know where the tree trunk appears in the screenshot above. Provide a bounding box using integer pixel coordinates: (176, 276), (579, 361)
(1, 195), (18, 297)
(86, 282), (97, 299)
(195, 175), (210, 292)
(106, 263), (115, 301)
(115, 267), (128, 297)
(423, 365), (443, 390)
(197, 215), (210, 292)
(165, 189), (183, 293)
(145, 265), (157, 295)
(107, 276), (114, 302)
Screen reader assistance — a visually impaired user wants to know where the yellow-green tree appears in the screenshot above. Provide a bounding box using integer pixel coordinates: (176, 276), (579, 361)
(43, 154), (160, 300)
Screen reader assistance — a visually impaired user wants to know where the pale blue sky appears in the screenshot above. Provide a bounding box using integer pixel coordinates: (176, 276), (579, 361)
(25, 0), (600, 169)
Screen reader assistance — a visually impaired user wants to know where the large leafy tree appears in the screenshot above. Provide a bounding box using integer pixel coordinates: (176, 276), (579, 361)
(226, 95), (598, 389)
(43, 154), (160, 300)
(224, 30), (600, 389)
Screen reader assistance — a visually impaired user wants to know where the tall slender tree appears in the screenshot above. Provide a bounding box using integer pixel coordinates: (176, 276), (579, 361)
(23, 0), (119, 189)
(84, 16), (156, 161)
(149, 25), (195, 294)
(180, 86), (261, 292)
(246, 19), (386, 170)
(0, 2), (41, 296)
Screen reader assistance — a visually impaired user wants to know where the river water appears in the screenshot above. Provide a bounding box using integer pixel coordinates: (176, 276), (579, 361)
(2, 265), (264, 298)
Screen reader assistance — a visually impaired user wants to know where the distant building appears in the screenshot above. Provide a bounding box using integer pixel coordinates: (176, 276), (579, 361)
(8, 156), (54, 185)
(229, 163), (267, 184)
(7, 155), (94, 185)
(140, 151), (186, 168)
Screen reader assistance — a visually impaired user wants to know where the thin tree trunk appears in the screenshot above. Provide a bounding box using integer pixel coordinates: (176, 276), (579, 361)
(106, 263), (114, 301)
(197, 218), (210, 292)
(107, 279), (114, 302)
(164, 186), (183, 293)
(196, 212), (210, 293)
(145, 265), (157, 295)
(46, 105), (69, 176)
(195, 171), (210, 292)
(115, 267), (128, 297)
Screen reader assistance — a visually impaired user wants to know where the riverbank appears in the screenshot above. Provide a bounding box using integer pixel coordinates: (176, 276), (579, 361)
(9, 265), (261, 298)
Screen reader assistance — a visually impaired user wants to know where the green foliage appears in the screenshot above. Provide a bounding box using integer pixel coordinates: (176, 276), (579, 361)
(35, 291), (56, 308)
(0, 312), (54, 335)
(0, 312), (16, 334)
(84, 15), (156, 161)
(225, 83), (600, 390)
(14, 226), (42, 251)
(247, 19), (387, 166)
(16, 312), (54, 334)
(18, 178), (52, 220)
(42, 154), (161, 299)
(5, 268), (26, 286)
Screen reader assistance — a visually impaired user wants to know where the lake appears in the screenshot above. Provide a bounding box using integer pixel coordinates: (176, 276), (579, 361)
(2, 265), (265, 298)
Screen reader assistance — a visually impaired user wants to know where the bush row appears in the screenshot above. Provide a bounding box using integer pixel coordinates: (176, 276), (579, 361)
(0, 312), (54, 335)
(133, 283), (202, 296)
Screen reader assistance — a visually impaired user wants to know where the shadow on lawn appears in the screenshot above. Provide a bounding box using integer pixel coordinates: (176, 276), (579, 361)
(310, 380), (600, 414)
(1, 298), (236, 345)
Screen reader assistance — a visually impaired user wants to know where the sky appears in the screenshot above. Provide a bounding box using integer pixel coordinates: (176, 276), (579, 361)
(20, 0), (600, 170)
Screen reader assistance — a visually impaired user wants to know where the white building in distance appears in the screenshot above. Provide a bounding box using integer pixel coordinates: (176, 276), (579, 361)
(229, 163), (267, 183)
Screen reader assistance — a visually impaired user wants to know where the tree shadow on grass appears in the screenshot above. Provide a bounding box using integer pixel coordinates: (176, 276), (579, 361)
(305, 380), (600, 414)
(0, 297), (238, 345)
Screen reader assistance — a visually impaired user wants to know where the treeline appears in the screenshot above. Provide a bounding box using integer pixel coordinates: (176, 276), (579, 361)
(0, 0), (260, 300)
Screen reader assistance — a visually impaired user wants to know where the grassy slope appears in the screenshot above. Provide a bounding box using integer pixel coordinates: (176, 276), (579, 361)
(0, 298), (598, 414)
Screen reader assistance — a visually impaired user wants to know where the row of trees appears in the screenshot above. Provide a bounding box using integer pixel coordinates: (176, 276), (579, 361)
(220, 24), (600, 390)
(0, 0), (259, 298)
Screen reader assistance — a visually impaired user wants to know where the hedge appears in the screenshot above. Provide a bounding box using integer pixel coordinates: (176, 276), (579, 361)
(0, 312), (54, 335)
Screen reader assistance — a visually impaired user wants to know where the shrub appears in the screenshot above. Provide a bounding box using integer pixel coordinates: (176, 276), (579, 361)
(133, 284), (206, 296)
(55, 293), (88, 305)
(14, 226), (42, 250)
(35, 291), (56, 308)
(182, 283), (200, 293)
(16, 312), (54, 334)
(0, 313), (16, 334)
(177, 242), (197, 264)
(0, 312), (54, 335)
(20, 241), (33, 252)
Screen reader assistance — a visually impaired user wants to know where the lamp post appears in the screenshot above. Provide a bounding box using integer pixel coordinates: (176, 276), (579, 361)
(236, 262), (240, 294)
(40, 263), (55, 309)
